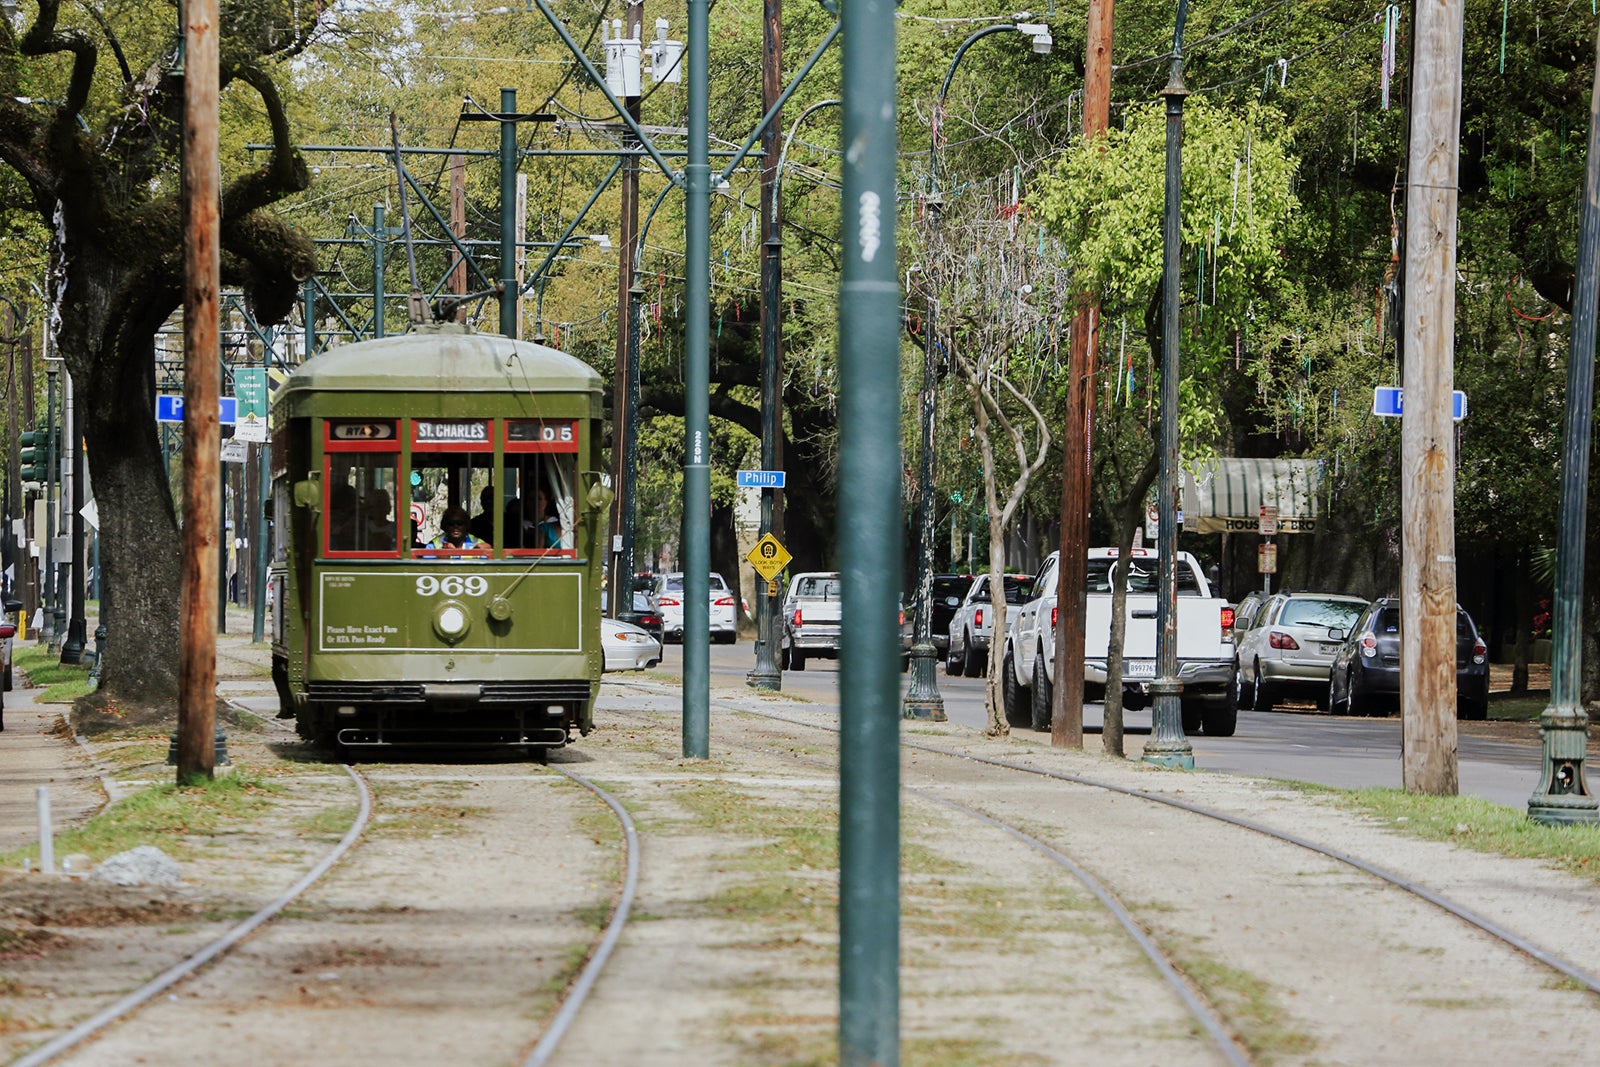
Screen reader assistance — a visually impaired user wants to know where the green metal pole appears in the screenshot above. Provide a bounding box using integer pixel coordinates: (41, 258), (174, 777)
(1528, 24), (1600, 825)
(500, 87), (519, 340)
(303, 277), (315, 358)
(839, 0), (900, 1058)
(682, 0), (711, 759)
(1145, 0), (1195, 771)
(372, 204), (386, 340)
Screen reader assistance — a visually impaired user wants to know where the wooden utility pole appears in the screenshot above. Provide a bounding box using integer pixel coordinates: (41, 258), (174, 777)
(1400, 0), (1463, 794)
(178, 0), (221, 784)
(609, 0), (644, 615)
(1052, 0), (1113, 749)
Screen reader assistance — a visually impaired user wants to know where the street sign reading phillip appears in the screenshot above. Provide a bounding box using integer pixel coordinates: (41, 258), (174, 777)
(1372, 386), (1467, 421)
(736, 469), (786, 489)
(157, 394), (238, 425)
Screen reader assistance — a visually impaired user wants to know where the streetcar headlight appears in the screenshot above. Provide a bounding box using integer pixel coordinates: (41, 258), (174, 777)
(433, 601), (472, 642)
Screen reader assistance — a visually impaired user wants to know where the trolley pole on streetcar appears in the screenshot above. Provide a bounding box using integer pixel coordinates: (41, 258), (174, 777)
(1528, 25), (1600, 825)
(1143, 0), (1194, 771)
(682, 0), (712, 759)
(609, 0), (644, 619)
(177, 0), (221, 784)
(838, 0), (902, 1058)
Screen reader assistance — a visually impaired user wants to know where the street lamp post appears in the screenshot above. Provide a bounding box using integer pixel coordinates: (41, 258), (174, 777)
(1528, 28), (1600, 825)
(1143, 0), (1195, 771)
(905, 17), (1052, 722)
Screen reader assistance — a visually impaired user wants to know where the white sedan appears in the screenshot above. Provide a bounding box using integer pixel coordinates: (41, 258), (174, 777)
(602, 616), (663, 672)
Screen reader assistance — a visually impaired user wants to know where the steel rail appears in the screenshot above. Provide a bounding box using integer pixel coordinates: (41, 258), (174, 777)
(706, 696), (1600, 997)
(638, 705), (1254, 1067)
(521, 765), (642, 1067)
(13, 765), (373, 1067)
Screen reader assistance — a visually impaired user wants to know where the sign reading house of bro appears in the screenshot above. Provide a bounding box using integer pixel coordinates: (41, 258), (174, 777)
(416, 420), (489, 443)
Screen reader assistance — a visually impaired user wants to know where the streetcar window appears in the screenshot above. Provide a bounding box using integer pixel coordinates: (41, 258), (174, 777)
(502, 453), (576, 555)
(324, 454), (400, 556)
(409, 451), (495, 550)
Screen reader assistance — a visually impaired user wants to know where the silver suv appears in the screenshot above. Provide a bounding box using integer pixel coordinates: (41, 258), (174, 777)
(1235, 592), (1368, 711)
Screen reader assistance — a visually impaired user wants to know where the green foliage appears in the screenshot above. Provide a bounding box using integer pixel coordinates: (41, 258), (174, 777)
(1033, 97), (1299, 429)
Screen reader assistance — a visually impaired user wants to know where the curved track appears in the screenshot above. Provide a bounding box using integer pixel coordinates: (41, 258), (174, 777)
(13, 765), (373, 1067)
(520, 765), (641, 1067)
(720, 699), (1600, 997)
(13, 749), (641, 1067)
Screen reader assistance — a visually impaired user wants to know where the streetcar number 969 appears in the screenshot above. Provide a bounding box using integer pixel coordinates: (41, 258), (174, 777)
(416, 575), (488, 597)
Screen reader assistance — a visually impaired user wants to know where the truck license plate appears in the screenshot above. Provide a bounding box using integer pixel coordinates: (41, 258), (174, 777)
(1124, 660), (1156, 678)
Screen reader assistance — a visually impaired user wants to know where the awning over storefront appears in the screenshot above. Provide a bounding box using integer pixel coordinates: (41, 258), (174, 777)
(1182, 458), (1323, 535)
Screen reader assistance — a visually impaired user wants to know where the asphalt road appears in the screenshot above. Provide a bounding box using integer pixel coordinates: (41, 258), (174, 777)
(653, 639), (1550, 810)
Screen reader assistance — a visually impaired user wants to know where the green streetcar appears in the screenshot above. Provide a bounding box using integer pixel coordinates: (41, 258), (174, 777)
(268, 322), (611, 756)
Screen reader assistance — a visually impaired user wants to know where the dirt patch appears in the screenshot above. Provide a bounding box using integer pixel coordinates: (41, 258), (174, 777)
(0, 926), (73, 961)
(0, 874), (200, 929)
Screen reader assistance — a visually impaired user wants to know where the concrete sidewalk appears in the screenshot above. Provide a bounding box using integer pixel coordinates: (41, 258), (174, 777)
(1, 606), (274, 857)
(0, 684), (104, 856)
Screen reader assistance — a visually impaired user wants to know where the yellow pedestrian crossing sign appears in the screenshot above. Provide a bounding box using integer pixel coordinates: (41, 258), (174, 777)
(746, 534), (791, 581)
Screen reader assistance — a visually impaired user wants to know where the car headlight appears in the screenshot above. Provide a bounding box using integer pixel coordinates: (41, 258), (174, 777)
(433, 601), (471, 643)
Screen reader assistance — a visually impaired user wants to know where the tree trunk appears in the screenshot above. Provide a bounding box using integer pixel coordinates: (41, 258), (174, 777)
(62, 264), (185, 725)
(1511, 549), (1533, 695)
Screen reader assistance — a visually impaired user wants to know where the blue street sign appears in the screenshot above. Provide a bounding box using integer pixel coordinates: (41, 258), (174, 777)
(1371, 386), (1466, 421)
(157, 394), (238, 425)
(736, 469), (786, 488)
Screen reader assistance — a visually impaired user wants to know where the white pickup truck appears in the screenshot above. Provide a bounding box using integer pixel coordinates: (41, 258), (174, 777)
(1001, 548), (1237, 737)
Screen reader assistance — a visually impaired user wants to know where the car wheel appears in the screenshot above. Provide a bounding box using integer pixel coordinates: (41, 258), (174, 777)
(962, 635), (984, 678)
(1203, 683), (1239, 737)
(1181, 701), (1202, 735)
(1346, 669), (1368, 717)
(1030, 649), (1053, 732)
(1002, 647), (1028, 728)
(945, 635), (962, 676)
(1253, 662), (1276, 712)
(1235, 661), (1254, 708)
(1458, 698), (1488, 721)
(4, 664), (11, 692)
(791, 646), (806, 671)
(1328, 671), (1346, 716)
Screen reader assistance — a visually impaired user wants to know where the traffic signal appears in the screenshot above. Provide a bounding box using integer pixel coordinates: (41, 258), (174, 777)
(18, 430), (40, 486)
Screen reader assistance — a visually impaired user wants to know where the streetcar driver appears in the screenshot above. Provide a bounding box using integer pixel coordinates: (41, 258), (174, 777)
(424, 505), (489, 555)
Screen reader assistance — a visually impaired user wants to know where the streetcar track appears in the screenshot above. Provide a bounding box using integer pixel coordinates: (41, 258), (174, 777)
(12, 763), (373, 1067)
(14, 725), (639, 1067)
(701, 696), (1600, 995)
(521, 764), (641, 1067)
(667, 714), (1256, 1067)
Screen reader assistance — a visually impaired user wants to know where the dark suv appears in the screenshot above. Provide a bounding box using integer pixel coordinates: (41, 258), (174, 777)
(905, 575), (973, 655)
(1327, 598), (1489, 719)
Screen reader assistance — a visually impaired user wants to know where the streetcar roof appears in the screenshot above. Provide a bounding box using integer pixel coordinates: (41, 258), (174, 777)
(280, 323), (602, 396)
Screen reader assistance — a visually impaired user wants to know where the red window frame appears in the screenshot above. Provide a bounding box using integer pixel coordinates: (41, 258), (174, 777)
(503, 419), (580, 453)
(322, 420), (401, 559)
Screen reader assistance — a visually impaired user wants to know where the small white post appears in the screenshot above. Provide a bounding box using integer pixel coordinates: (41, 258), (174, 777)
(36, 786), (54, 874)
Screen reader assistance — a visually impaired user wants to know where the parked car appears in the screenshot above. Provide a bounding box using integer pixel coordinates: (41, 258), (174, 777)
(1005, 548), (1238, 737)
(1327, 598), (1489, 719)
(1234, 591), (1369, 711)
(782, 572), (842, 670)
(1232, 589), (1269, 633)
(649, 572), (738, 644)
(601, 615), (663, 672)
(917, 575), (974, 655)
(945, 573), (1030, 677)
(616, 572), (662, 638)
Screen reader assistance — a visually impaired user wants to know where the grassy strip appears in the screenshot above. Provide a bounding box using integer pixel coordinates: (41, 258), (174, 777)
(13, 644), (94, 703)
(1292, 783), (1600, 882)
(0, 773), (280, 867)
